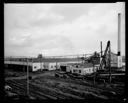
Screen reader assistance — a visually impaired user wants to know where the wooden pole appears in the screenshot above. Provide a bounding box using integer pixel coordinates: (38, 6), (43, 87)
(93, 60), (95, 85)
(23, 58), (25, 72)
(56, 62), (57, 70)
(100, 41), (103, 70)
(101, 41), (103, 57)
(40, 58), (41, 71)
(109, 42), (112, 84)
(27, 58), (29, 96)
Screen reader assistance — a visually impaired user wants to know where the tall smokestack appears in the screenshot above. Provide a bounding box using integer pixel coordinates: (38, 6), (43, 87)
(117, 13), (122, 68)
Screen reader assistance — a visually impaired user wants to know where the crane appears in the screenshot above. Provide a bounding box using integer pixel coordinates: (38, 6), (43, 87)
(99, 40), (111, 70)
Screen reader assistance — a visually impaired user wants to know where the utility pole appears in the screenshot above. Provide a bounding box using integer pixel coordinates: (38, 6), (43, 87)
(109, 42), (112, 84)
(23, 58), (25, 72)
(100, 41), (103, 70)
(77, 55), (79, 63)
(27, 58), (29, 97)
(93, 62), (96, 85)
(92, 54), (96, 85)
(56, 62), (57, 70)
(40, 57), (42, 71)
(101, 41), (103, 57)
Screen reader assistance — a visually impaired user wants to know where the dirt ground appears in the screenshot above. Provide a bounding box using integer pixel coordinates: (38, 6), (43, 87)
(5, 70), (125, 101)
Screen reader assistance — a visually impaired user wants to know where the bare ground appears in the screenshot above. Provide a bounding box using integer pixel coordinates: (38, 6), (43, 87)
(5, 70), (125, 101)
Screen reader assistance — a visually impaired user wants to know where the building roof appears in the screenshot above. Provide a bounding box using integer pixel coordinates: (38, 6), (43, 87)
(33, 58), (81, 63)
(5, 57), (82, 63)
(67, 63), (95, 68)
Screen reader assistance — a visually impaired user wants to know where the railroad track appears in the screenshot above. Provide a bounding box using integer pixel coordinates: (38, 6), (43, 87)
(6, 81), (26, 96)
(31, 82), (83, 99)
(35, 76), (104, 92)
(6, 77), (124, 100)
(6, 79), (77, 99)
(40, 76), (123, 94)
(6, 80), (54, 99)
(6, 79), (84, 99)
(33, 76), (124, 99)
(18, 79), (83, 99)
(33, 79), (108, 99)
(15, 79), (66, 99)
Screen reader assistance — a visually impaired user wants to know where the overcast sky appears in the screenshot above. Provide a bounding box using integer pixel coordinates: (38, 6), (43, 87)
(4, 2), (125, 57)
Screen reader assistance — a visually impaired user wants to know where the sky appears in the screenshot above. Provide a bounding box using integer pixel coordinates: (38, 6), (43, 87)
(4, 2), (125, 57)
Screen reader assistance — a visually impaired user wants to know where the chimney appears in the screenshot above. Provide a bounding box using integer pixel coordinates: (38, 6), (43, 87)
(117, 13), (122, 68)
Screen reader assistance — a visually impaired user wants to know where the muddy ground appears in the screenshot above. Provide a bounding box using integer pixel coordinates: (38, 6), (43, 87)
(5, 70), (125, 102)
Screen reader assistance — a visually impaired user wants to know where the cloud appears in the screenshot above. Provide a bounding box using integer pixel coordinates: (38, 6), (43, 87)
(30, 12), (64, 28)
(51, 4), (91, 22)
(4, 4), (57, 29)
(4, 3), (125, 57)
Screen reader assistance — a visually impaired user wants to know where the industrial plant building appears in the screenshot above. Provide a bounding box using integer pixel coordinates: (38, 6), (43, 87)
(4, 51), (125, 74)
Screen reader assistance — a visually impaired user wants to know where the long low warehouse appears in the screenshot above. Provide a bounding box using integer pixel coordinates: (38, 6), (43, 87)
(4, 58), (82, 72)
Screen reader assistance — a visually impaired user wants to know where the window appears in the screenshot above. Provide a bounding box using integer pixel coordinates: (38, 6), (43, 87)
(34, 66), (36, 68)
(51, 66), (53, 68)
(79, 70), (81, 73)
